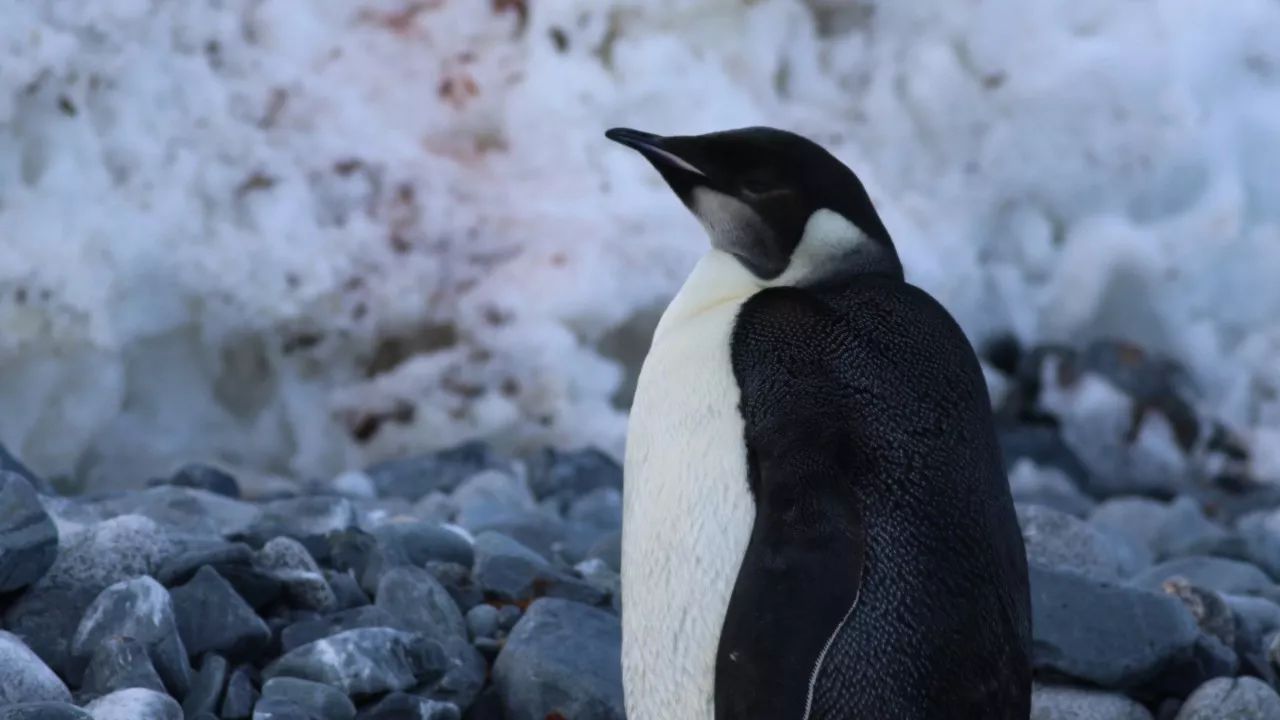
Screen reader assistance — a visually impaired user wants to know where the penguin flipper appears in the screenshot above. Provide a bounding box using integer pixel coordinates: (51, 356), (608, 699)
(715, 287), (868, 720)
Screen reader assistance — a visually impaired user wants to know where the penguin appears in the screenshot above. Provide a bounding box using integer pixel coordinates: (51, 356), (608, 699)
(607, 126), (1031, 720)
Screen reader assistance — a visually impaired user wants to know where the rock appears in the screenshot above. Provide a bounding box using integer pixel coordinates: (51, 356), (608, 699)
(221, 665), (259, 720)
(260, 678), (355, 720)
(562, 489), (623, 562)
(997, 424), (1093, 491)
(253, 537), (336, 611)
(248, 698), (317, 719)
(325, 570), (370, 610)
(1030, 684), (1153, 720)
(331, 471), (377, 500)
(167, 464), (241, 499)
(1090, 497), (1227, 564)
(171, 566), (272, 660)
(493, 598), (624, 720)
(426, 561), (483, 614)
(373, 522), (473, 568)
(585, 531), (622, 574)
(0, 444), (51, 494)
(1030, 564), (1198, 689)
(83, 688), (182, 720)
(214, 564), (285, 610)
(0, 704), (92, 720)
(523, 448), (622, 509)
(1160, 580), (1234, 649)
(154, 542), (254, 586)
(1007, 459), (1096, 517)
(70, 576), (190, 696)
(0, 631), (71, 705)
(79, 637), (166, 699)
(357, 694), (460, 719)
(465, 605), (499, 640)
(182, 654), (228, 718)
(246, 497), (356, 556)
(279, 606), (398, 653)
(89, 487), (260, 539)
(1175, 676), (1280, 719)
(471, 532), (548, 601)
(365, 442), (508, 501)
(1130, 556), (1277, 597)
(452, 470), (536, 530)
(1018, 504), (1128, 580)
(263, 628), (447, 697)
(470, 511), (567, 563)
(1236, 510), (1280, 581)
(2, 514), (177, 675)
(574, 558), (621, 611)
(0, 472), (58, 592)
(376, 567), (467, 641)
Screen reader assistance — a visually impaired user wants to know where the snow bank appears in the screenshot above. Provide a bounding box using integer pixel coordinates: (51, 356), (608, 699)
(2, 0), (1279, 489)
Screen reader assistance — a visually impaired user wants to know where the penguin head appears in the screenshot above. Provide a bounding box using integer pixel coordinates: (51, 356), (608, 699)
(606, 126), (901, 284)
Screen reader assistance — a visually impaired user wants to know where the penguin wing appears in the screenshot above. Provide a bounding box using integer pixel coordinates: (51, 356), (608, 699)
(715, 286), (869, 720)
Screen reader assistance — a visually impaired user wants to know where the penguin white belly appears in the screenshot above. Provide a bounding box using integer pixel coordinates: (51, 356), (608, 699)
(622, 251), (761, 720)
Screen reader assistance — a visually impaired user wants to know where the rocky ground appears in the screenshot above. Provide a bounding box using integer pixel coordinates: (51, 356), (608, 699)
(2, 336), (1280, 719)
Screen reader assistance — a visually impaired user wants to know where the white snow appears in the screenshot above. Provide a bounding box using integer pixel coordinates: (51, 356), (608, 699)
(3, 0), (1280, 487)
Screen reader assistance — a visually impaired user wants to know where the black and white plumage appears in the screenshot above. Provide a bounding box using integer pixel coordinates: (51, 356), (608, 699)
(608, 126), (1031, 719)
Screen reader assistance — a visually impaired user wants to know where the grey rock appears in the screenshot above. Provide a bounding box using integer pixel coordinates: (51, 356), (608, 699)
(88, 487), (260, 539)
(562, 489), (623, 563)
(263, 628), (446, 697)
(324, 529), (392, 597)
(213, 564), (285, 610)
(249, 698), (318, 720)
(325, 570), (370, 610)
(1175, 676), (1280, 719)
(1090, 497), (1227, 564)
(469, 511), (566, 563)
(365, 442), (508, 501)
(585, 531), (622, 574)
(997, 425), (1092, 490)
(1008, 460), (1096, 517)
(253, 537), (336, 611)
(470, 531), (607, 607)
(1030, 564), (1198, 688)
(80, 636), (166, 699)
(410, 493), (458, 524)
(260, 678), (355, 720)
(246, 497), (356, 552)
(0, 631), (71, 705)
(182, 654), (229, 719)
(493, 598), (624, 720)
(220, 664), (259, 720)
(0, 472), (58, 592)
(1230, 594), (1280, 645)
(70, 576), (190, 697)
(425, 561), (484, 614)
(574, 558), (621, 611)
(330, 471), (377, 500)
(1030, 684), (1153, 720)
(1237, 510), (1280, 581)
(154, 542), (253, 586)
(373, 522), (473, 569)
(0, 444), (52, 495)
(496, 605), (522, 632)
(167, 464), (241, 499)
(83, 688), (182, 720)
(171, 566), (271, 660)
(1130, 556), (1277, 597)
(0, 704), (92, 720)
(279, 606), (398, 653)
(1161, 579), (1235, 648)
(465, 604), (500, 640)
(452, 470), (536, 530)
(1018, 504), (1128, 580)
(523, 448), (622, 508)
(357, 694), (460, 719)
(2, 514), (175, 676)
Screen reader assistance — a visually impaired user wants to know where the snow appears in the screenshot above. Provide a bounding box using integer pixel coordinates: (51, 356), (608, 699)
(2, 0), (1280, 488)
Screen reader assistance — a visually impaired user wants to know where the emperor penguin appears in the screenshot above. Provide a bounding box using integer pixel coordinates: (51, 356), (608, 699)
(608, 126), (1031, 719)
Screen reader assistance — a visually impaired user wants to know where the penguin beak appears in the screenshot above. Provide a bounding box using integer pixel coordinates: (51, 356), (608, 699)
(606, 128), (711, 200)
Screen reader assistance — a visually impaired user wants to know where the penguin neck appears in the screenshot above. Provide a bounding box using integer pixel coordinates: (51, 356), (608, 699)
(652, 250), (762, 344)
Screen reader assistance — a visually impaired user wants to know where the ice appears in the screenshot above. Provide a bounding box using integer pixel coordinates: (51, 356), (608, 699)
(2, 0), (1279, 488)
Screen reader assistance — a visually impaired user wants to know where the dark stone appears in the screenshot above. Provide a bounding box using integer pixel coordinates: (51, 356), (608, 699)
(1029, 685), (1153, 720)
(171, 566), (272, 660)
(263, 628), (448, 697)
(245, 498), (356, 559)
(79, 636), (165, 699)
(1017, 504), (1127, 581)
(1090, 498), (1227, 565)
(997, 424), (1092, 492)
(471, 532), (605, 606)
(168, 464), (241, 499)
(1175, 676), (1280, 718)
(280, 606), (398, 653)
(260, 677), (355, 720)
(70, 576), (190, 697)
(253, 537), (336, 611)
(493, 598), (624, 720)
(221, 664), (259, 720)
(0, 444), (52, 495)
(183, 654), (229, 719)
(496, 606), (521, 633)
(452, 471), (536, 531)
(358, 693), (461, 719)
(373, 522), (474, 569)
(154, 542), (254, 586)
(465, 605), (499, 640)
(1235, 510), (1280, 581)
(214, 563), (284, 610)
(89, 486), (260, 539)
(365, 442), (507, 501)
(0, 630), (70, 705)
(0, 703), (92, 720)
(326, 570), (370, 610)
(1030, 564), (1198, 689)
(323, 529), (389, 597)
(0, 472), (58, 592)
(523, 448), (622, 508)
(427, 561), (484, 614)
(248, 698), (319, 720)
(458, 688), (504, 720)
(1008, 461), (1096, 518)
(1129, 556), (1278, 598)
(466, 513), (566, 564)
(83, 688), (182, 720)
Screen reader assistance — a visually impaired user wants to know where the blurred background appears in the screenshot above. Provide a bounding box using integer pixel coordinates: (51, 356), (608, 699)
(3, 0), (1279, 493)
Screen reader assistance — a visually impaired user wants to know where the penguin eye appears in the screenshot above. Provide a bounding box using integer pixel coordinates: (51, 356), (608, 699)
(739, 173), (777, 196)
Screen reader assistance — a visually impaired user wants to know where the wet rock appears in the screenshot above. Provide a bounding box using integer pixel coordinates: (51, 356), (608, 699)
(493, 598), (623, 720)
(0, 631), (71, 705)
(220, 665), (259, 720)
(997, 424), (1093, 491)
(167, 464), (241, 499)
(1175, 676), (1280, 719)
(83, 688), (182, 720)
(181, 653), (228, 719)
(1090, 497), (1227, 564)
(1018, 504), (1128, 580)
(154, 542), (254, 586)
(1235, 510), (1280, 581)
(1030, 564), (1198, 689)
(585, 531), (622, 574)
(357, 694), (460, 719)
(171, 566), (271, 660)
(426, 561), (484, 614)
(452, 471), (536, 531)
(470, 512), (567, 564)
(523, 448), (622, 509)
(325, 570), (370, 610)
(79, 637), (165, 699)
(70, 576), (190, 697)
(0, 472), (58, 592)
(0, 704), (92, 720)
(260, 678), (355, 720)
(465, 604), (500, 640)
(1030, 684), (1153, 720)
(330, 471), (377, 500)
(0, 444), (51, 495)
(365, 442), (507, 501)
(89, 487), (260, 539)
(279, 606), (397, 653)
(214, 564), (285, 610)
(248, 698), (316, 719)
(263, 628), (447, 697)
(371, 522), (473, 570)
(1008, 460), (1096, 517)
(1130, 556), (1277, 598)
(246, 497), (356, 555)
(253, 537), (335, 611)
